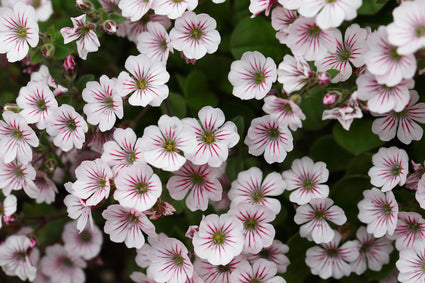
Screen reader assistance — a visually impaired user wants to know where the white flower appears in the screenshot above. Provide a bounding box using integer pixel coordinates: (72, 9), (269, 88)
(117, 53), (170, 107)
(282, 156), (329, 205)
(0, 194), (16, 229)
(277, 54), (312, 94)
(169, 11), (221, 60)
(262, 96), (306, 131)
(23, 0), (53, 22)
(63, 193), (94, 233)
(271, 6), (298, 45)
(82, 75), (123, 132)
(0, 160), (38, 198)
(194, 255), (250, 283)
(396, 242), (425, 282)
(230, 258), (286, 283)
(246, 239), (290, 273)
(368, 146), (409, 192)
(228, 51), (277, 100)
(118, 0), (155, 22)
(388, 211), (425, 251)
(154, 0), (198, 19)
(136, 22), (173, 64)
(193, 213), (244, 265)
(33, 171), (58, 204)
(62, 221), (103, 260)
(0, 2), (39, 62)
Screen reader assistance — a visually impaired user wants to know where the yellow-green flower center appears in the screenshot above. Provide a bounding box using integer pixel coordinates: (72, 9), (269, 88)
(135, 182), (148, 194)
(15, 25), (27, 39)
(190, 28), (203, 40)
(202, 131), (215, 145)
(212, 230), (226, 245)
(254, 72), (266, 85)
(163, 139), (176, 152)
(136, 78), (149, 90)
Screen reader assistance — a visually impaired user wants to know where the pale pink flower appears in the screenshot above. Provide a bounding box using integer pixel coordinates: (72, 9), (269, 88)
(294, 198), (347, 243)
(271, 6), (298, 45)
(0, 194), (16, 229)
(396, 241), (425, 282)
(364, 26), (417, 87)
(0, 110), (39, 164)
(46, 104), (88, 152)
(246, 239), (290, 273)
(102, 204), (156, 249)
(277, 54), (312, 94)
(315, 24), (368, 83)
(62, 221), (103, 260)
(406, 160), (424, 191)
(388, 211), (425, 251)
(371, 90), (425, 144)
(169, 11), (221, 60)
(285, 17), (337, 61)
(130, 271), (155, 283)
(136, 22), (173, 64)
(230, 258), (286, 283)
(60, 14), (100, 60)
(358, 188), (399, 237)
(82, 75), (123, 132)
(30, 65), (68, 95)
(147, 237), (193, 283)
(249, 0), (276, 17)
(117, 53), (170, 107)
(16, 81), (58, 130)
(72, 158), (113, 206)
(101, 127), (145, 175)
(114, 163), (162, 212)
(99, 0), (119, 12)
(322, 92), (363, 130)
(228, 51), (277, 100)
(154, 0), (198, 19)
(298, 0), (361, 29)
(117, 14), (172, 44)
(40, 244), (86, 283)
(351, 226), (393, 275)
(245, 115), (294, 164)
(33, 171), (58, 204)
(0, 160), (38, 198)
(193, 213), (244, 265)
(194, 255), (251, 283)
(368, 146), (409, 192)
(229, 167), (285, 215)
(416, 176), (425, 209)
(229, 203), (276, 254)
(278, 0), (301, 10)
(0, 235), (38, 281)
(183, 106), (239, 167)
(167, 161), (222, 211)
(282, 156), (329, 205)
(305, 231), (359, 279)
(23, 0), (53, 22)
(0, 2), (39, 62)
(63, 193), (94, 233)
(387, 0), (425, 55)
(357, 72), (414, 114)
(118, 0), (154, 21)
(262, 96), (306, 131)
(140, 115), (197, 171)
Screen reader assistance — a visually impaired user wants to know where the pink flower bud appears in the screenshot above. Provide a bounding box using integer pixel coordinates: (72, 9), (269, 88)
(317, 72), (330, 85)
(41, 44), (55, 58)
(76, 0), (94, 11)
(102, 20), (117, 35)
(323, 92), (339, 106)
(29, 237), (37, 248)
(2, 215), (15, 224)
(185, 225), (199, 239)
(63, 55), (76, 71)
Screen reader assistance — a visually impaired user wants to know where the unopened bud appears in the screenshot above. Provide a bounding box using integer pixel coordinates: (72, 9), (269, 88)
(3, 104), (20, 113)
(76, 0), (94, 11)
(317, 72), (330, 85)
(29, 237), (37, 248)
(289, 94), (301, 105)
(63, 55), (76, 71)
(3, 215), (15, 224)
(323, 91), (340, 106)
(41, 44), (55, 58)
(101, 20), (117, 35)
(180, 51), (197, 65)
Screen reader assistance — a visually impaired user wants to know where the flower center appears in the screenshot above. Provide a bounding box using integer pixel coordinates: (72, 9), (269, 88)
(389, 47), (402, 62)
(415, 25), (425, 38)
(190, 172), (204, 185)
(361, 242), (371, 253)
(217, 264), (231, 273)
(259, 249), (271, 259)
(422, 260), (425, 273)
(392, 165), (402, 176)
(136, 78), (149, 90)
(303, 179), (315, 191)
(104, 97), (115, 109)
(338, 48), (351, 62)
(67, 119), (77, 131)
(13, 129), (23, 139)
(172, 253), (184, 266)
(326, 0), (337, 3)
(160, 39), (168, 51)
(202, 131), (215, 145)
(15, 166), (25, 178)
(37, 99), (47, 111)
(326, 248), (338, 257)
(126, 151), (137, 164)
(16, 251), (27, 261)
(381, 204), (392, 216)
(80, 231), (92, 243)
(250, 279), (261, 283)
(212, 230), (226, 245)
(135, 182), (148, 194)
(127, 213), (139, 223)
(307, 25), (321, 37)
(98, 178), (107, 188)
(408, 222), (421, 232)
(244, 217), (258, 231)
(15, 25), (27, 39)
(32, 0), (41, 8)
(173, 0), (183, 2)
(190, 28), (203, 40)
(314, 210), (326, 220)
(251, 190), (264, 203)
(267, 127), (280, 139)
(394, 108), (407, 118)
(163, 139), (176, 152)
(253, 72), (266, 85)
(62, 257), (74, 268)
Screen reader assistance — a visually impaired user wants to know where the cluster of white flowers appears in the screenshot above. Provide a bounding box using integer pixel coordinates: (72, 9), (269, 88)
(0, 0), (425, 282)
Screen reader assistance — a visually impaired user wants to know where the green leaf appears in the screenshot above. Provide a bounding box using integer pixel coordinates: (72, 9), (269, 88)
(333, 119), (384, 155)
(183, 70), (218, 111)
(75, 74), (95, 90)
(282, 233), (311, 282)
(161, 93), (187, 118)
(230, 17), (284, 62)
(31, 48), (43, 64)
(327, 69), (340, 79)
(300, 86), (330, 131)
(110, 13), (126, 24)
(358, 0), (389, 15)
(231, 115), (245, 137)
(346, 152), (373, 175)
(226, 155), (244, 181)
(194, 55), (233, 93)
(310, 135), (353, 172)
